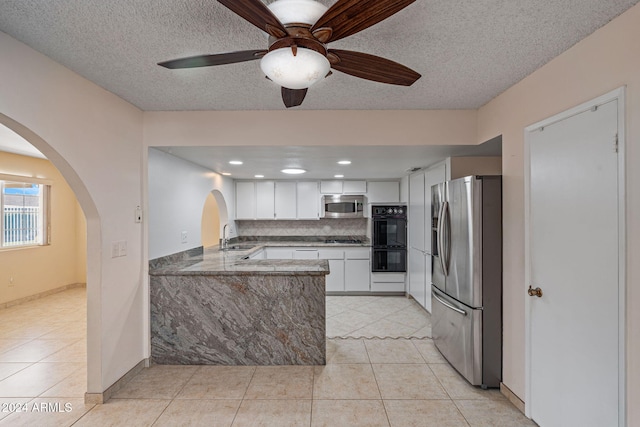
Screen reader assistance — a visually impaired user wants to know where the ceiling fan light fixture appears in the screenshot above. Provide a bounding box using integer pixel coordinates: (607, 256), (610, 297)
(267, 0), (328, 26)
(260, 47), (330, 90)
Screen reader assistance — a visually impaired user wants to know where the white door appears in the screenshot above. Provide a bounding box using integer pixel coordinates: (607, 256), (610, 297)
(527, 97), (622, 426)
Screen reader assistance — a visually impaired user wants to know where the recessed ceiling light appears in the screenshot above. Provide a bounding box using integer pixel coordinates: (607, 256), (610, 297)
(255, 174), (264, 178)
(281, 168), (306, 175)
(229, 160), (243, 165)
(334, 174), (344, 178)
(338, 160), (351, 165)
(221, 172), (231, 176)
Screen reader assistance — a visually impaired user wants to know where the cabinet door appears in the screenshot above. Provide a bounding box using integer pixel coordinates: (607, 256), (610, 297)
(296, 181), (320, 219)
(367, 181), (400, 204)
(236, 182), (256, 219)
(345, 259), (370, 291)
(409, 173), (426, 251)
(256, 181), (275, 219)
(320, 180), (343, 194)
(266, 248), (293, 259)
(425, 254), (432, 312)
(408, 247), (426, 308)
(326, 259), (345, 292)
(275, 181), (297, 219)
(343, 181), (367, 194)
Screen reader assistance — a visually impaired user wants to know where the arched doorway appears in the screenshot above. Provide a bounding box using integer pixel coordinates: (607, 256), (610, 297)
(0, 113), (101, 399)
(201, 189), (230, 248)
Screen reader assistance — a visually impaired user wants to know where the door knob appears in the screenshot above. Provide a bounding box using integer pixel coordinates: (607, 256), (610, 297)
(528, 286), (543, 298)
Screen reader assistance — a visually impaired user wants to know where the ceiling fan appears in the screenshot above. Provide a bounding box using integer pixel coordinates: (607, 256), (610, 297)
(158, 0), (421, 108)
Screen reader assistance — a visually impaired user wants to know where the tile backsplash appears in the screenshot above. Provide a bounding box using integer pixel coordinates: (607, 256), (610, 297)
(236, 218), (369, 237)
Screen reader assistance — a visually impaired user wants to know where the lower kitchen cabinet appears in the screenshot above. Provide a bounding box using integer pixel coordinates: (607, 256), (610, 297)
(345, 259), (370, 291)
(371, 272), (405, 293)
(319, 249), (345, 292)
(325, 259), (345, 292)
(266, 248), (293, 259)
(344, 248), (371, 292)
(261, 246), (373, 293)
(408, 247), (427, 308)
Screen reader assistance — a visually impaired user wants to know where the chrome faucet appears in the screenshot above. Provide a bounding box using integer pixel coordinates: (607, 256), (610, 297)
(221, 223), (230, 249)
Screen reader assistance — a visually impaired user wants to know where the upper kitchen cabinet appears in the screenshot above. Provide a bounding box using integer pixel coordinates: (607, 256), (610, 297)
(367, 181), (400, 204)
(236, 180), (319, 220)
(256, 181), (276, 219)
(236, 181), (256, 220)
(343, 181), (367, 194)
(320, 180), (342, 194)
(296, 181), (320, 219)
(320, 180), (366, 194)
(274, 181), (297, 219)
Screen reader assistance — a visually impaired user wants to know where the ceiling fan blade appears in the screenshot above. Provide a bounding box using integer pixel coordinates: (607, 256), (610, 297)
(311, 0), (415, 43)
(282, 87), (308, 108)
(328, 49), (421, 86)
(158, 50), (267, 69)
(217, 0), (288, 37)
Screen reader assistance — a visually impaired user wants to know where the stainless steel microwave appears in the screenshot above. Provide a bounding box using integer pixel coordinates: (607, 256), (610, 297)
(322, 195), (365, 218)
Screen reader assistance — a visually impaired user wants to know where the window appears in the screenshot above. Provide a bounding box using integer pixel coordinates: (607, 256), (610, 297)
(1, 179), (50, 248)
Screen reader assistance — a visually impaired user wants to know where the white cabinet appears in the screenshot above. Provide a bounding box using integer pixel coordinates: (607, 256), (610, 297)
(236, 182), (256, 219)
(343, 181), (367, 194)
(266, 248), (293, 259)
(326, 260), (345, 292)
(319, 249), (345, 291)
(320, 180), (366, 194)
(256, 181), (275, 219)
(275, 181), (297, 219)
(296, 181), (320, 219)
(409, 247), (426, 308)
(344, 248), (370, 292)
(409, 173), (426, 252)
(367, 181), (400, 204)
(408, 161), (448, 311)
(370, 272), (405, 293)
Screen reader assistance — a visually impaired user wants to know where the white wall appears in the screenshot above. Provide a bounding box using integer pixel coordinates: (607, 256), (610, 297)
(0, 32), (144, 394)
(477, 4), (640, 423)
(147, 148), (235, 260)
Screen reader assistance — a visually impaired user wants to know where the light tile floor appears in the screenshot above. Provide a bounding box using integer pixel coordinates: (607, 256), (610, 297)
(326, 295), (431, 339)
(0, 288), (536, 426)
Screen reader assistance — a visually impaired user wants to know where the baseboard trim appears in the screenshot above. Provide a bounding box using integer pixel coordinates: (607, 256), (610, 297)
(500, 382), (526, 414)
(85, 359), (148, 405)
(0, 282), (86, 310)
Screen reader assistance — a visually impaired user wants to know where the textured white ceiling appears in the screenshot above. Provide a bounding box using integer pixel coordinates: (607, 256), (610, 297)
(0, 0), (637, 111)
(154, 137), (501, 180)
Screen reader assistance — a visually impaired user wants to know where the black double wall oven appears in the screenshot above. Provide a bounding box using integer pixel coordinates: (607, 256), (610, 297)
(371, 205), (407, 272)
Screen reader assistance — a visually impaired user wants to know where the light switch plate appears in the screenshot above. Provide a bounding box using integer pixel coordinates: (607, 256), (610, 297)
(181, 231), (188, 243)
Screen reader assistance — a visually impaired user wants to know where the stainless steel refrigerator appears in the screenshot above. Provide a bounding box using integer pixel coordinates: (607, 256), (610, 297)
(431, 175), (502, 388)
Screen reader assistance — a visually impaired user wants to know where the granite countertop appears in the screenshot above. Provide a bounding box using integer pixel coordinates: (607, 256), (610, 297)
(149, 237), (370, 277)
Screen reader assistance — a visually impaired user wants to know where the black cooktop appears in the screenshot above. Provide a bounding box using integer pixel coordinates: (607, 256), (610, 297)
(324, 239), (364, 244)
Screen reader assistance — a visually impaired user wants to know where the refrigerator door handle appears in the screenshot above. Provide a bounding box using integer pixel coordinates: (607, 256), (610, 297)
(437, 202), (447, 274)
(433, 291), (467, 316)
(442, 201), (451, 276)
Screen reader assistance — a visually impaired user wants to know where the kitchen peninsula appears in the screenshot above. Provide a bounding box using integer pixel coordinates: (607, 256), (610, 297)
(149, 242), (333, 366)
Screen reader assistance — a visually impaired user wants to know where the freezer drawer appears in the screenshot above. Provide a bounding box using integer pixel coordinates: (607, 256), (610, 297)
(431, 288), (482, 386)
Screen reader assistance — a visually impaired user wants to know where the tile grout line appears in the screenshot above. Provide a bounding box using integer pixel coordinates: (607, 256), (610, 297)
(364, 339), (393, 427)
